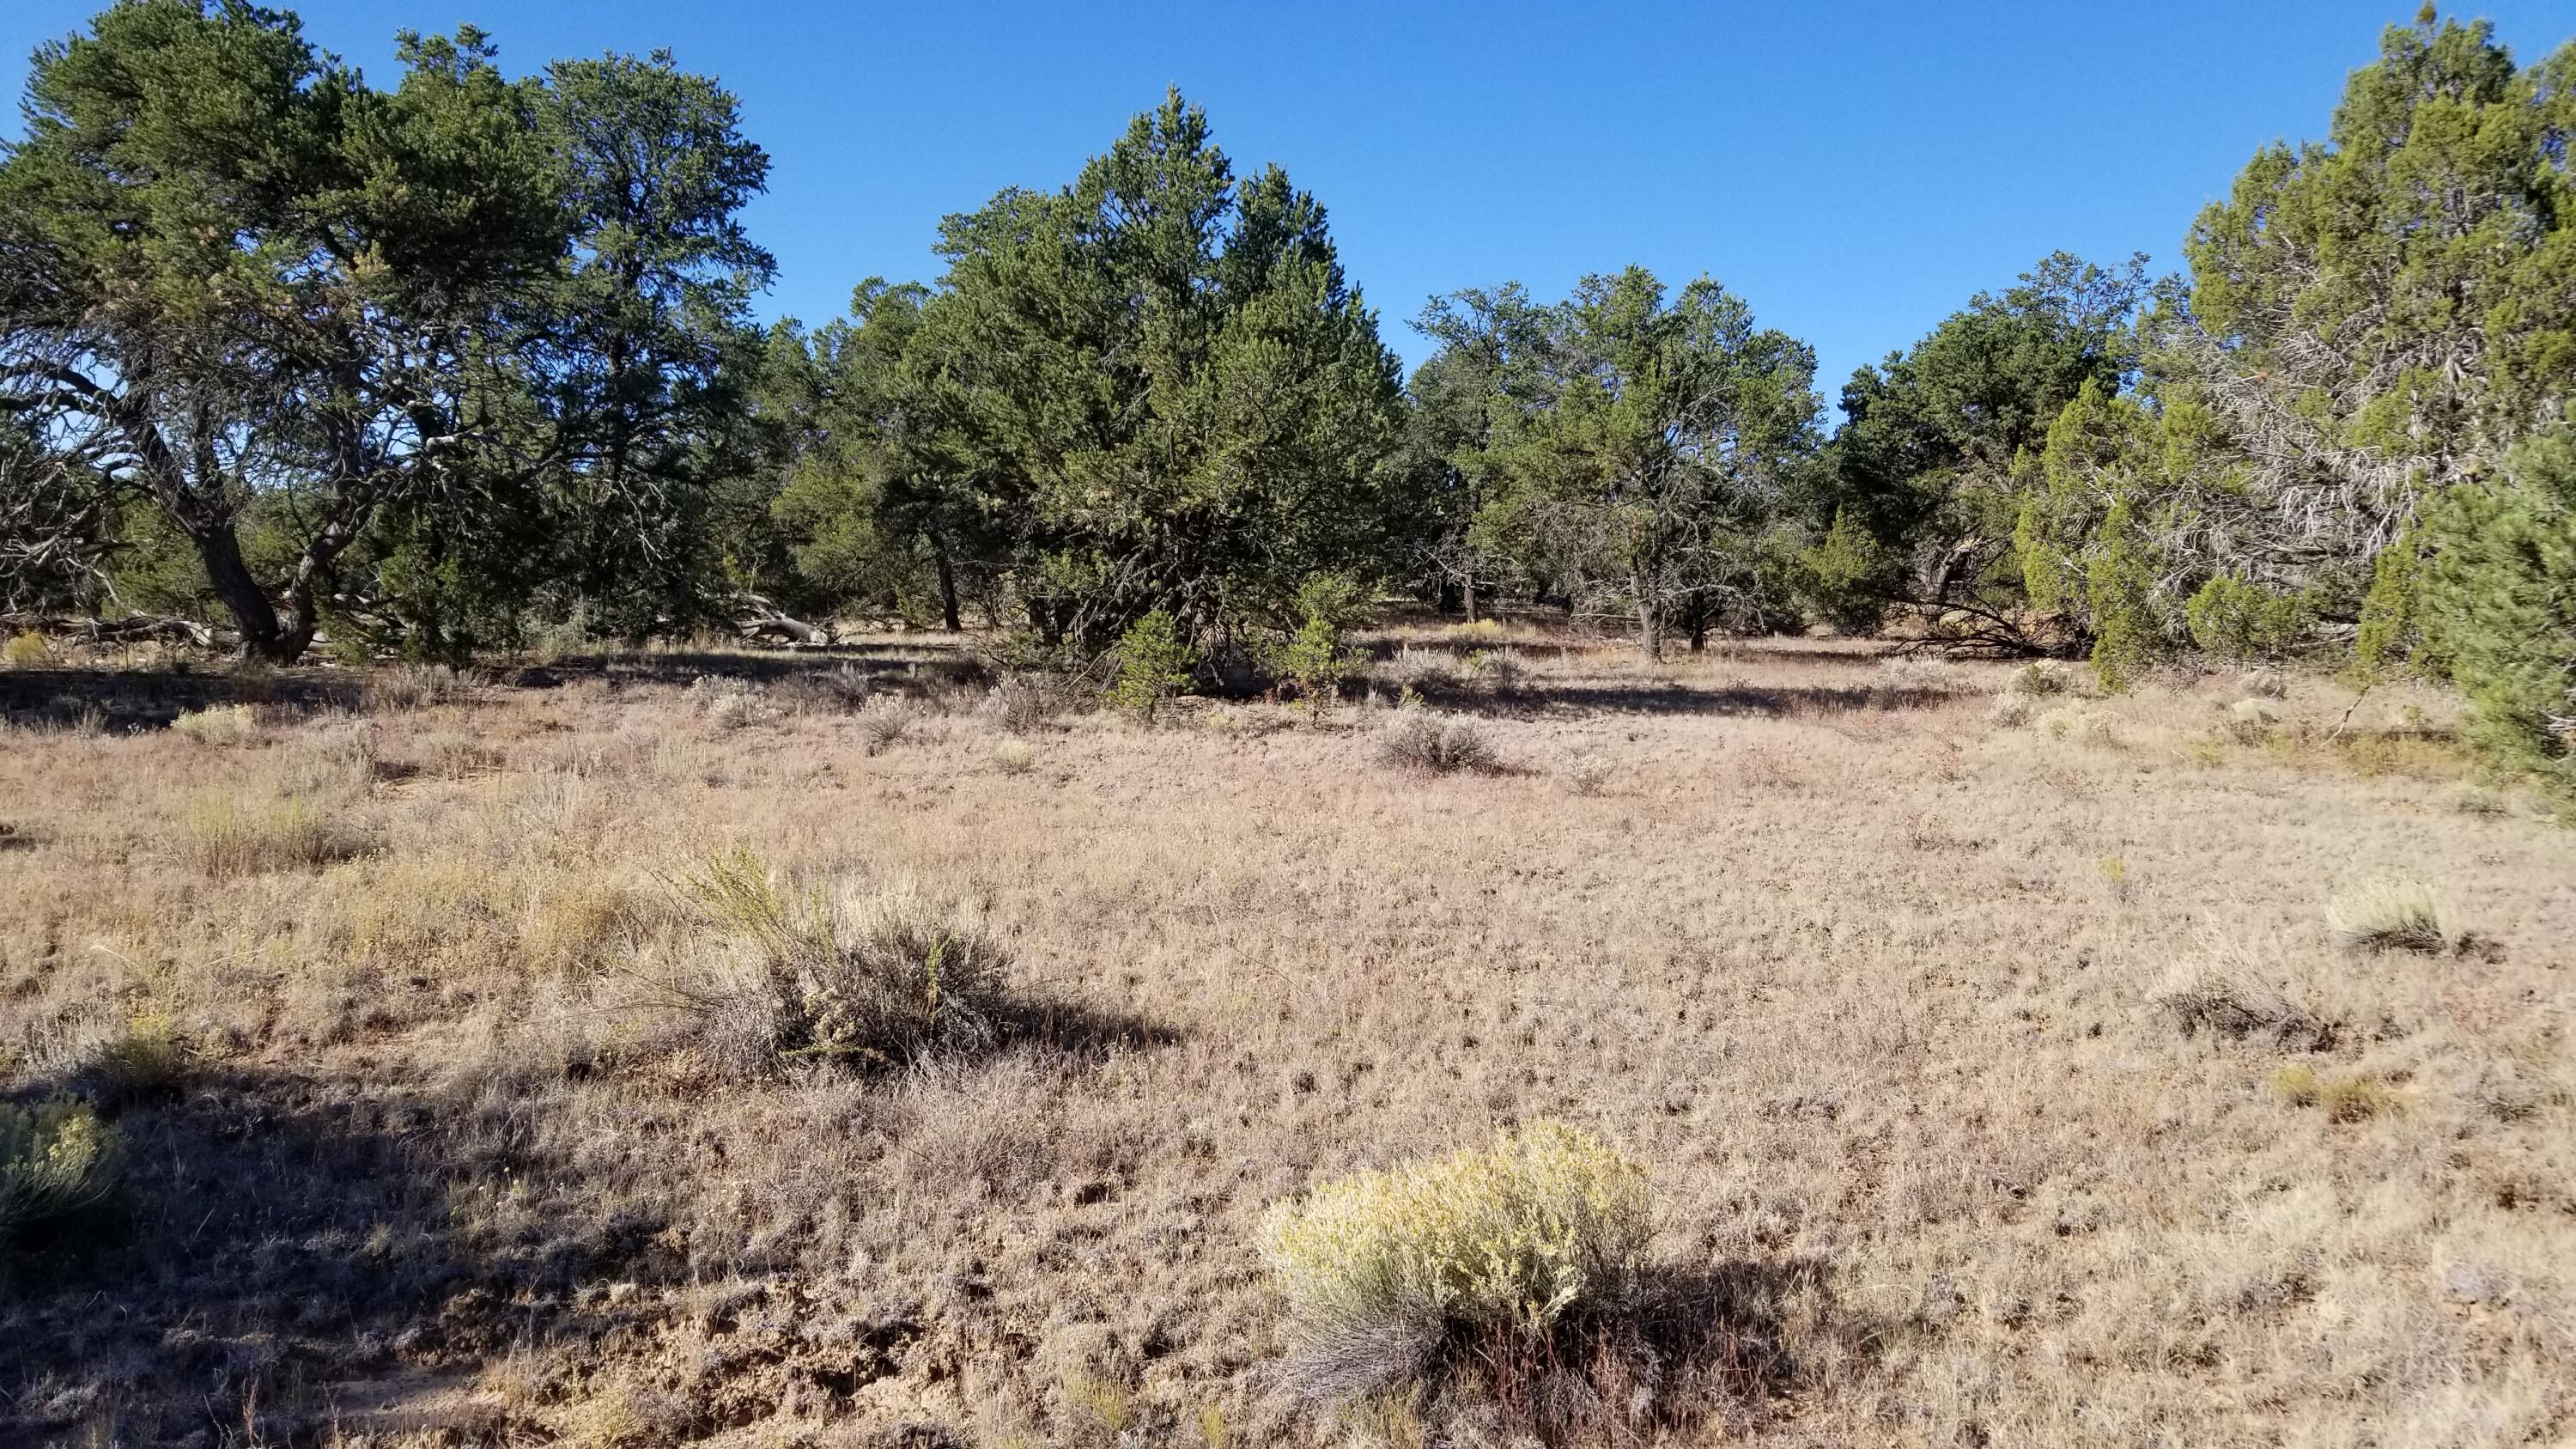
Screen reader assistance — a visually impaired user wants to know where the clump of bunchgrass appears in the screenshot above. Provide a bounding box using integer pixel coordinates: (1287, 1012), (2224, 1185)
(1564, 752), (1611, 796)
(1376, 709), (1497, 774)
(1261, 1122), (1653, 1406)
(2272, 1066), (2404, 1123)
(651, 848), (1012, 1078)
(181, 788), (355, 876)
(2151, 958), (2337, 1051)
(2328, 883), (2453, 955)
(991, 739), (1036, 774)
(0, 1098), (118, 1244)
(687, 675), (780, 730)
(170, 703), (258, 746)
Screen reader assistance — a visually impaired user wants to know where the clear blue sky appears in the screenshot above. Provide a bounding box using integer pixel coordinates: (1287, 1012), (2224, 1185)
(9, 2), (2572, 408)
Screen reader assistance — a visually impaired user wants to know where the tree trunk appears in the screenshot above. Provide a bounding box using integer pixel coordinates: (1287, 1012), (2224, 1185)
(190, 521), (296, 661)
(932, 539), (962, 632)
(1461, 568), (1477, 624)
(1631, 568), (1662, 661)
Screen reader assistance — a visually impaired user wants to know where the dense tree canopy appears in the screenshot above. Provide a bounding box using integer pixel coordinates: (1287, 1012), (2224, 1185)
(1, 2), (2570, 801)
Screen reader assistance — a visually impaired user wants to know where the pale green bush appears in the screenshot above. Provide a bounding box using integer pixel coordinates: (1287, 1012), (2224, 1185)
(170, 703), (257, 746)
(1261, 1122), (1652, 1403)
(0, 1099), (118, 1243)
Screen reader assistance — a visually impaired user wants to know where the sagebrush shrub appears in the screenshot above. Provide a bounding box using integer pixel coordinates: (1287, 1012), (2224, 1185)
(2224, 698), (2278, 744)
(983, 672), (1064, 734)
(2329, 883), (2451, 954)
(170, 703), (257, 746)
(0, 1098), (118, 1243)
(1376, 709), (1496, 773)
(1875, 654), (1958, 695)
(660, 849), (1011, 1077)
(2010, 661), (2070, 697)
(856, 696), (915, 752)
(1261, 1122), (1652, 1404)
(1987, 694), (2033, 728)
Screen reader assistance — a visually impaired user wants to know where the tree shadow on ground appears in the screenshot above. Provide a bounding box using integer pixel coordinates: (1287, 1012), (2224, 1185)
(561, 644), (987, 691)
(1412, 679), (1952, 718)
(0, 668), (361, 732)
(0, 993), (1183, 1446)
(0, 1064), (509, 1445)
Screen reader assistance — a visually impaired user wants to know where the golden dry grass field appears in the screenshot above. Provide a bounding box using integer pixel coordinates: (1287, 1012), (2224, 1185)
(0, 629), (2569, 1448)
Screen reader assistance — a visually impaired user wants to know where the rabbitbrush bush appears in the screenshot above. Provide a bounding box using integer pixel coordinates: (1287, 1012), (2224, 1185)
(0, 1099), (118, 1243)
(1261, 1122), (1652, 1403)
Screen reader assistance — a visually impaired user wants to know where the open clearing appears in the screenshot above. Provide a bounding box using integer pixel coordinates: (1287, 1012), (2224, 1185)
(1, 632), (2569, 1447)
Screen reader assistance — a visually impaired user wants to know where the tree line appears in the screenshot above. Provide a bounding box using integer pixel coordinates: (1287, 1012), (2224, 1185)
(2, 3), (2570, 799)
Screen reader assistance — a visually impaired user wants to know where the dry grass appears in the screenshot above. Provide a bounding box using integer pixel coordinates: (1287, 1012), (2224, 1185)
(0, 633), (2565, 1447)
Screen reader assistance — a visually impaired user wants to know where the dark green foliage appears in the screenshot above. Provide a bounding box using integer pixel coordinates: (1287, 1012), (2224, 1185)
(0, 3), (562, 659)
(1817, 253), (2146, 650)
(900, 92), (1407, 649)
(2428, 433), (2576, 807)
(2185, 575), (2316, 662)
(1109, 611), (1199, 720)
(1417, 268), (1820, 657)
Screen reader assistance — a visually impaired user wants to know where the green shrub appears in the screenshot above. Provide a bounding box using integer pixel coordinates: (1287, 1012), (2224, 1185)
(1280, 613), (1354, 714)
(1110, 611), (1199, 721)
(1261, 1122), (1652, 1403)
(0, 1099), (118, 1243)
(2427, 432), (2576, 809)
(2186, 575), (2314, 661)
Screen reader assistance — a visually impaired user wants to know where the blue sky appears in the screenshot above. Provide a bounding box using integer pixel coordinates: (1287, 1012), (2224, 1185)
(8, 2), (2572, 407)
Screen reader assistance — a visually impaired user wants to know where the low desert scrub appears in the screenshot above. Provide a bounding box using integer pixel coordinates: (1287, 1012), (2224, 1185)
(773, 664), (872, 715)
(1874, 654), (1958, 696)
(2329, 883), (2452, 954)
(857, 696), (916, 753)
(13, 1010), (186, 1107)
(3, 630), (50, 667)
(2152, 958), (2337, 1050)
(2271, 1065), (2405, 1123)
(1462, 646), (1522, 695)
(364, 662), (465, 712)
(2223, 697), (2278, 744)
(1261, 1122), (1652, 1407)
(0, 1098), (118, 1244)
(686, 675), (781, 730)
(645, 849), (1012, 1078)
(1985, 693), (2033, 728)
(2009, 660), (2071, 697)
(169, 703), (258, 746)
(181, 787), (355, 876)
(2237, 667), (2289, 699)
(991, 739), (1037, 774)
(1564, 751), (1611, 796)
(983, 671), (1068, 733)
(1380, 642), (1457, 691)
(1376, 709), (1497, 773)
